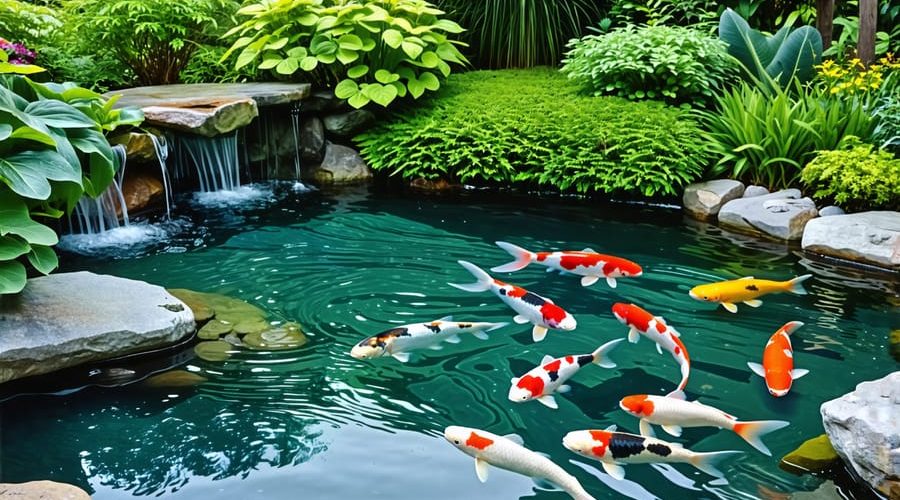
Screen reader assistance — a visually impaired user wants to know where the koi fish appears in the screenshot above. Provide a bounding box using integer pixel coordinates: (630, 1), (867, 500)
(748, 321), (809, 397)
(449, 260), (576, 342)
(563, 425), (741, 480)
(618, 392), (789, 456)
(689, 274), (812, 313)
(509, 339), (624, 409)
(491, 241), (642, 288)
(611, 303), (690, 393)
(444, 426), (595, 500)
(349, 316), (508, 363)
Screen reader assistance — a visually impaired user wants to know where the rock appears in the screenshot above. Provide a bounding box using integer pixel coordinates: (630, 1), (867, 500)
(323, 109), (375, 136)
(121, 173), (164, 214)
(819, 205), (846, 217)
(142, 98), (258, 137)
(0, 481), (91, 499)
(194, 340), (234, 362)
(682, 180), (745, 220)
(719, 189), (818, 240)
(300, 116), (325, 163)
(303, 142), (372, 185)
(110, 131), (161, 163)
(410, 177), (462, 192)
(303, 90), (345, 113)
(233, 318), (270, 336)
(892, 329), (900, 362)
(243, 323), (307, 350)
(143, 370), (207, 388)
(743, 185), (770, 198)
(111, 82), (311, 109)
(197, 319), (233, 340)
(801, 212), (900, 269)
(167, 288), (215, 322)
(820, 372), (900, 497)
(0, 272), (194, 384)
(780, 434), (840, 473)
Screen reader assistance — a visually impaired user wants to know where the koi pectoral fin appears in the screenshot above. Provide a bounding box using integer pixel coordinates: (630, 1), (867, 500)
(445, 334), (461, 344)
(747, 362), (766, 378)
(475, 458), (490, 482)
(639, 419), (655, 438)
(513, 314), (530, 324)
(532, 325), (548, 342)
(628, 327), (640, 343)
(606, 277), (617, 288)
(601, 462), (626, 480)
(536, 395), (558, 409)
(722, 302), (738, 313)
(580, 276), (600, 287)
(743, 299), (763, 308)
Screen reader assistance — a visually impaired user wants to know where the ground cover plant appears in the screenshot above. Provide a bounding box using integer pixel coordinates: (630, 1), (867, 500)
(356, 69), (708, 197)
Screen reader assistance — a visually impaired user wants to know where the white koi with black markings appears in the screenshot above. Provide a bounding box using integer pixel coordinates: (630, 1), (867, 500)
(349, 316), (508, 362)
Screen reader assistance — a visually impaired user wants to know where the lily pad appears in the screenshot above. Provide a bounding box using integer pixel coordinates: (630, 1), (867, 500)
(194, 340), (234, 362)
(243, 322), (307, 350)
(143, 370), (207, 388)
(198, 319), (234, 340)
(233, 317), (271, 336)
(780, 434), (839, 474)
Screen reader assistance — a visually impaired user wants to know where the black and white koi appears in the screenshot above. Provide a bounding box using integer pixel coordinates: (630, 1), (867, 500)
(349, 316), (508, 362)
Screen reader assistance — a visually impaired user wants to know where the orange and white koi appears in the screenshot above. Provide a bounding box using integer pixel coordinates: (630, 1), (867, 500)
(748, 321), (809, 397)
(563, 425), (741, 480)
(618, 392), (789, 456)
(508, 339), (624, 409)
(349, 316), (508, 363)
(492, 242), (642, 288)
(611, 303), (690, 393)
(444, 426), (595, 500)
(689, 274), (812, 313)
(449, 260), (576, 342)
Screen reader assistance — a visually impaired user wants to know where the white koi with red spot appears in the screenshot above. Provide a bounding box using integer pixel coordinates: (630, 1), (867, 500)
(444, 426), (595, 500)
(449, 260), (576, 342)
(508, 339), (624, 409)
(611, 303), (691, 393)
(492, 242), (643, 288)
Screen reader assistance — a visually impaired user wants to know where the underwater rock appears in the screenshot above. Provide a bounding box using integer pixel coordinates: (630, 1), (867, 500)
(143, 370), (207, 388)
(300, 116), (325, 163)
(682, 179), (745, 220)
(121, 172), (164, 215)
(0, 272), (194, 384)
(719, 189), (817, 240)
(233, 317), (270, 336)
(891, 329), (900, 362)
(802, 212), (899, 269)
(743, 185), (770, 198)
(197, 319), (234, 340)
(303, 142), (372, 185)
(818, 206), (845, 217)
(167, 288), (216, 322)
(410, 177), (462, 192)
(323, 109), (375, 136)
(0, 480), (91, 499)
(821, 371), (900, 498)
(194, 340), (234, 362)
(243, 323), (308, 350)
(780, 434), (839, 473)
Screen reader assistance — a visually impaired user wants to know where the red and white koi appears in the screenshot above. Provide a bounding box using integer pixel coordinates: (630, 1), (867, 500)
(611, 303), (690, 393)
(444, 426), (595, 500)
(509, 339), (624, 409)
(563, 425), (742, 481)
(449, 260), (576, 342)
(618, 392), (789, 456)
(748, 321), (809, 397)
(492, 241), (643, 288)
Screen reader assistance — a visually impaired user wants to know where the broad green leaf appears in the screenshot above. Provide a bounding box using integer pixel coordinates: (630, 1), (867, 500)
(297, 13), (319, 26)
(334, 79), (360, 99)
(0, 235), (29, 260)
(0, 62), (45, 75)
(24, 100), (96, 129)
(0, 197), (58, 245)
(374, 69), (399, 84)
(235, 45), (260, 69)
(338, 34), (364, 50)
(433, 19), (464, 33)
(407, 76), (426, 98)
(402, 41), (423, 59)
(258, 53), (283, 70)
(300, 56), (318, 72)
(419, 51), (440, 68)
(347, 65), (369, 79)
(362, 83), (398, 107)
(310, 35), (338, 55)
(0, 260), (27, 294)
(60, 86), (101, 101)
(0, 150), (81, 200)
(383, 29), (403, 49)
(418, 71), (440, 91)
(276, 57), (300, 75)
(286, 46), (309, 58)
(265, 37), (289, 50)
(27, 244), (58, 275)
(336, 49), (358, 65)
(347, 92), (369, 109)
(220, 36), (254, 62)
(0, 123), (11, 141)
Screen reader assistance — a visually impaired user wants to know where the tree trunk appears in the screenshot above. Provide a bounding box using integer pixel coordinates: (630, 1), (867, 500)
(816, 0), (834, 49)
(858, 0), (877, 64)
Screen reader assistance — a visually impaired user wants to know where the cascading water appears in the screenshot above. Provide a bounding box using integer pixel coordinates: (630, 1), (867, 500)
(148, 133), (174, 219)
(68, 145), (130, 234)
(290, 102), (302, 181)
(171, 131), (242, 192)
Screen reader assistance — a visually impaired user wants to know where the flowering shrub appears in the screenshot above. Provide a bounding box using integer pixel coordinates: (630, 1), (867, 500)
(0, 37), (36, 64)
(815, 55), (900, 96)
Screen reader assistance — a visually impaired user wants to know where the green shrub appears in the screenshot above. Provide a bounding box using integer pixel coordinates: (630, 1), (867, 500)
(697, 80), (874, 189)
(872, 95), (900, 153)
(180, 44), (262, 84)
(222, 0), (468, 109)
(560, 24), (735, 104)
(0, 0), (60, 48)
(801, 138), (900, 210)
(355, 69), (707, 197)
(607, 0), (720, 30)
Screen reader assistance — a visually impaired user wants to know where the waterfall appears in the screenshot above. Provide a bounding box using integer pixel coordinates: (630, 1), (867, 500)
(290, 102), (302, 181)
(170, 131), (243, 192)
(148, 133), (174, 219)
(68, 146), (130, 235)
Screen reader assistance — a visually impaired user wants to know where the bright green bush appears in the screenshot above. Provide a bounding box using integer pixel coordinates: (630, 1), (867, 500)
(222, 0), (468, 108)
(356, 69), (708, 196)
(872, 95), (900, 153)
(0, 0), (60, 47)
(560, 24), (735, 103)
(801, 138), (900, 210)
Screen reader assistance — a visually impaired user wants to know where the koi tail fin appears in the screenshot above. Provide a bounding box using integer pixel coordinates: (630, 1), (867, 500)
(491, 242), (535, 273)
(733, 420), (789, 456)
(449, 260), (493, 292)
(782, 321), (804, 336)
(688, 450), (743, 478)
(787, 274), (812, 295)
(592, 338), (625, 368)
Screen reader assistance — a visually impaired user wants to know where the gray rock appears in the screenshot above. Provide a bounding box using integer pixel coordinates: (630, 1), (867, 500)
(303, 142), (372, 185)
(743, 185), (770, 197)
(0, 480), (91, 499)
(819, 205), (846, 217)
(718, 189), (817, 240)
(682, 179), (745, 220)
(0, 272), (195, 384)
(802, 211), (900, 269)
(323, 109), (375, 136)
(110, 82), (311, 109)
(303, 90), (345, 113)
(821, 372), (900, 498)
(141, 98), (258, 137)
(300, 116), (325, 163)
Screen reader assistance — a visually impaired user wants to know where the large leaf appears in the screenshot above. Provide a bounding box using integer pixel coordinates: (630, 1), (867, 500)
(0, 196), (58, 245)
(0, 150), (81, 200)
(27, 244), (58, 275)
(0, 260), (27, 294)
(0, 235), (30, 260)
(767, 26), (822, 86)
(24, 100), (97, 129)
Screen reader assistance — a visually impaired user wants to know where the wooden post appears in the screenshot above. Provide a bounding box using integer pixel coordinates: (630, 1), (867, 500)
(816, 0), (834, 49)
(858, 0), (877, 64)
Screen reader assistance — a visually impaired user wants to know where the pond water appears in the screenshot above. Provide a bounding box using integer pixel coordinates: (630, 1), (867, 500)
(1, 185), (896, 500)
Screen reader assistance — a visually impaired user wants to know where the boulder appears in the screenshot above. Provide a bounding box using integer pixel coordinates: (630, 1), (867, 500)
(303, 90), (345, 113)
(0, 272), (195, 384)
(142, 98), (258, 137)
(110, 131), (162, 163)
(719, 189), (818, 240)
(121, 173), (164, 214)
(111, 82), (311, 109)
(323, 109), (375, 136)
(300, 116), (325, 163)
(0, 481), (91, 499)
(780, 434), (839, 473)
(821, 372), (900, 498)
(743, 185), (770, 198)
(802, 212), (899, 269)
(682, 180), (745, 220)
(818, 205), (846, 217)
(303, 142), (372, 185)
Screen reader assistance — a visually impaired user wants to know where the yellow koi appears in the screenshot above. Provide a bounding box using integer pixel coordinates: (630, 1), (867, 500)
(689, 275), (812, 313)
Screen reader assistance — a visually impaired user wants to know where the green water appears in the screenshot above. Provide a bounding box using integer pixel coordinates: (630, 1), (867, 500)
(1, 186), (896, 499)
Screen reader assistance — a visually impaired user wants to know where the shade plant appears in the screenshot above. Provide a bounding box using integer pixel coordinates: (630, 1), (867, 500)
(222, 0), (468, 108)
(801, 137), (900, 210)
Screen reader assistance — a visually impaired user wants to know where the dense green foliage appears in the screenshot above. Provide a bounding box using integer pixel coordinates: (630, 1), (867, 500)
(607, 0), (721, 30)
(561, 24), (735, 103)
(801, 138), (900, 210)
(872, 95), (900, 153)
(697, 80), (874, 189)
(436, 0), (601, 68)
(356, 69), (708, 196)
(223, 0), (467, 108)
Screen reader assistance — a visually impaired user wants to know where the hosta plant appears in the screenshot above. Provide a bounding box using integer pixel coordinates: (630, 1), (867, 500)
(222, 0), (468, 108)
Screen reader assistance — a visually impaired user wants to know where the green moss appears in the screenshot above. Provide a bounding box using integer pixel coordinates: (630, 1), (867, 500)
(780, 434), (839, 474)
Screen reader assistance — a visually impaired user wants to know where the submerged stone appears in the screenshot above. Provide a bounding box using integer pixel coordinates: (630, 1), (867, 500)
(892, 329), (900, 362)
(143, 370), (207, 388)
(243, 323), (307, 350)
(168, 288), (216, 322)
(194, 340), (234, 362)
(780, 434), (839, 473)
(233, 318), (270, 336)
(197, 319), (234, 340)
(0, 480), (91, 499)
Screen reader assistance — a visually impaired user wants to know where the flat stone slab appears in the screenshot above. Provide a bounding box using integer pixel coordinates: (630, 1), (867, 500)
(683, 179), (745, 220)
(802, 211), (899, 269)
(0, 481), (91, 499)
(719, 189), (818, 240)
(0, 272), (194, 384)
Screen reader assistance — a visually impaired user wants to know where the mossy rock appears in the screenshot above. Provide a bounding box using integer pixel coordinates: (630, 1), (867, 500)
(233, 318), (271, 336)
(890, 329), (900, 362)
(168, 288), (269, 332)
(243, 323), (307, 350)
(194, 340), (235, 362)
(780, 434), (839, 474)
(168, 288), (216, 322)
(198, 319), (234, 340)
(143, 370), (207, 388)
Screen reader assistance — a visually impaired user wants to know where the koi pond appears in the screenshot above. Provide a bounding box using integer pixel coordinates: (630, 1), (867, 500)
(1, 186), (895, 499)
